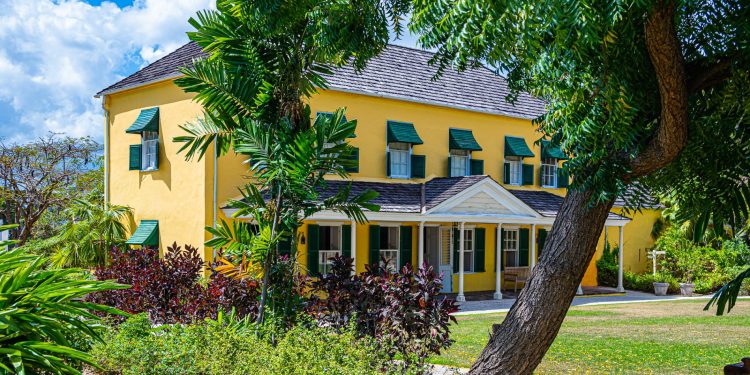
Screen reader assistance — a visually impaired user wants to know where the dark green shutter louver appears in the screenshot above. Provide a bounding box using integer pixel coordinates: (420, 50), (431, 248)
(449, 129), (482, 151)
(342, 225), (352, 259)
(522, 164), (534, 185)
(369, 225), (380, 269)
(126, 220), (159, 247)
(411, 155), (426, 178)
(500, 228), (505, 271)
(541, 140), (568, 160)
(475, 228), (485, 272)
(278, 228), (293, 256)
(307, 224), (320, 277)
(470, 159), (484, 175)
(387, 121), (423, 144)
(345, 147), (359, 173)
(502, 163), (510, 184)
(125, 107), (160, 133)
(447, 156), (453, 177)
(399, 226), (412, 269)
(538, 229), (548, 257)
(504, 136), (535, 158)
(557, 169), (569, 188)
(129, 144), (142, 170)
(452, 228), (459, 273)
(386, 152), (391, 177)
(519, 228), (530, 267)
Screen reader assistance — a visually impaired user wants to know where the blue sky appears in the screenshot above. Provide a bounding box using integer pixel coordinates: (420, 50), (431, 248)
(0, 0), (419, 144)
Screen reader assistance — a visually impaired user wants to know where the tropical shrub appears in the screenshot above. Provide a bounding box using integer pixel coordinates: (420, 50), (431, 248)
(89, 244), (259, 324)
(311, 256), (458, 368)
(597, 242), (680, 293)
(92, 313), (393, 375)
(0, 226), (127, 374)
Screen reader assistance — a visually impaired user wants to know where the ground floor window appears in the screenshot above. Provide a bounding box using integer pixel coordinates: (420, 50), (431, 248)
(504, 229), (519, 267)
(379, 226), (400, 272)
(462, 229), (475, 272)
(318, 225), (341, 275)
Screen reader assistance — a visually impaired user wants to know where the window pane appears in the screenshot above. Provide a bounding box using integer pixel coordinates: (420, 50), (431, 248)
(451, 154), (468, 176)
(541, 158), (557, 187)
(508, 160), (522, 184)
(380, 227), (399, 250)
(319, 226), (341, 251)
(463, 250), (473, 272)
(380, 249), (399, 273)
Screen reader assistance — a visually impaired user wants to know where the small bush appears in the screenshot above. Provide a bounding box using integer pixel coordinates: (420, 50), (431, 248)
(91, 314), (392, 375)
(311, 256), (458, 368)
(88, 243), (260, 324)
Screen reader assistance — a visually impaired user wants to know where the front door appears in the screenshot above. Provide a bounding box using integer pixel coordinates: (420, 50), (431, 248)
(438, 227), (453, 293)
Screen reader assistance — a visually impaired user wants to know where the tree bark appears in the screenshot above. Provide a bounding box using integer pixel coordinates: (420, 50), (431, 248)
(470, 2), (690, 374)
(469, 189), (615, 374)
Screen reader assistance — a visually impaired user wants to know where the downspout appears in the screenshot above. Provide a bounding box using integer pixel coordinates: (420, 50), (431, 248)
(212, 138), (218, 261)
(102, 96), (110, 206)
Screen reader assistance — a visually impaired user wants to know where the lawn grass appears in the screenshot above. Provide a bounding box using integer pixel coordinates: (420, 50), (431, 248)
(430, 300), (750, 374)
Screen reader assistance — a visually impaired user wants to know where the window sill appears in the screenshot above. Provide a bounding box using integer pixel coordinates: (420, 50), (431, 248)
(542, 185), (557, 189)
(140, 168), (158, 173)
(389, 175), (411, 179)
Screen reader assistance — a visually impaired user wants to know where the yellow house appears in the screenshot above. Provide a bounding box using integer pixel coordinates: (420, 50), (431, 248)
(96, 43), (661, 300)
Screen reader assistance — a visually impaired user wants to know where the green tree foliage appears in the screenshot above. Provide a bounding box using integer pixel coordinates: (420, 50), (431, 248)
(0, 225), (127, 374)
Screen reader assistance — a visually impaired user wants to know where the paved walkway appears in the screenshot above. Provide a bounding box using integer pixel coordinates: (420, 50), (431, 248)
(454, 290), (713, 315)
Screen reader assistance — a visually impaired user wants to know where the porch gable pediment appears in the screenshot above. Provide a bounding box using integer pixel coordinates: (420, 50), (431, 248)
(425, 178), (541, 218)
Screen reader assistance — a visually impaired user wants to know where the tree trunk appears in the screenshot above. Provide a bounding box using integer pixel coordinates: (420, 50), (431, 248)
(469, 189), (614, 374)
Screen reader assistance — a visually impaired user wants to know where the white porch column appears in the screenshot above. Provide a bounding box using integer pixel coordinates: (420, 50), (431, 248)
(457, 222), (466, 302)
(494, 223), (503, 300)
(418, 221), (425, 269)
(530, 224), (537, 268)
(351, 220), (357, 275)
(617, 225), (625, 292)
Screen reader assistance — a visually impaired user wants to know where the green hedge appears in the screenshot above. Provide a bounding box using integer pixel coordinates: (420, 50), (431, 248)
(91, 314), (395, 375)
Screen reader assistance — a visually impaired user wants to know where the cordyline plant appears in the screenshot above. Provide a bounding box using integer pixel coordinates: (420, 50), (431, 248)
(174, 0), (407, 329)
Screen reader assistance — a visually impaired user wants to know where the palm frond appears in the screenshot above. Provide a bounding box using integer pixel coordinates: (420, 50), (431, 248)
(705, 266), (750, 315)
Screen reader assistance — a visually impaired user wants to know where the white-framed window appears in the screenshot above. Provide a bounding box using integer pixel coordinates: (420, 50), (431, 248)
(389, 142), (411, 178)
(461, 229), (475, 272)
(503, 229), (520, 267)
(541, 157), (558, 188)
(379, 226), (400, 272)
(505, 156), (522, 185)
(318, 225), (342, 276)
(450, 149), (470, 177)
(141, 131), (158, 171)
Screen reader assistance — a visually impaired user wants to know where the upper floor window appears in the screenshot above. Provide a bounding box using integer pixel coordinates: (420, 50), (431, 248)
(318, 225), (342, 276)
(450, 149), (471, 177)
(541, 158), (558, 188)
(505, 156), (523, 185)
(141, 131), (159, 171)
(388, 142), (411, 178)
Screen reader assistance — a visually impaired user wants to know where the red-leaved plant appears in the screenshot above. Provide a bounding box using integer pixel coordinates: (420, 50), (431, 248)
(88, 243), (259, 324)
(310, 256), (458, 368)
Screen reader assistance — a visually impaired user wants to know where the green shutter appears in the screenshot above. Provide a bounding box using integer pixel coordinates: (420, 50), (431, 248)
(519, 228), (530, 267)
(452, 228), (459, 273)
(470, 159), (484, 175)
(345, 147), (359, 173)
(369, 225), (380, 269)
(307, 224), (320, 277)
(447, 156), (453, 177)
(386, 152), (391, 177)
(522, 164), (534, 185)
(411, 155), (426, 178)
(129, 144), (141, 170)
(557, 169), (569, 188)
(503, 162), (510, 184)
(538, 229), (548, 257)
(504, 136), (535, 157)
(278, 231), (292, 256)
(449, 129), (482, 151)
(387, 121), (424, 144)
(500, 228), (505, 271)
(399, 226), (412, 269)
(342, 225), (352, 258)
(475, 228), (485, 272)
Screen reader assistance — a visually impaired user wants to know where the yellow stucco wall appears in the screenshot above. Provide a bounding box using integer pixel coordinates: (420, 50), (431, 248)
(106, 78), (657, 292)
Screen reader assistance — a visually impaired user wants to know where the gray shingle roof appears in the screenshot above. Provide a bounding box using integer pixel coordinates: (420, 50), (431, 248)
(424, 176), (488, 210)
(97, 43), (546, 119)
(317, 180), (422, 213)
(508, 190), (628, 220)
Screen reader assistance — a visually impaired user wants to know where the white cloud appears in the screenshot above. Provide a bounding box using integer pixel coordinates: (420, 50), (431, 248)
(0, 0), (214, 143)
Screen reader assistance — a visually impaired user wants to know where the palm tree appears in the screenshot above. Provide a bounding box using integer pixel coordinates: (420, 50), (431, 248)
(48, 199), (133, 269)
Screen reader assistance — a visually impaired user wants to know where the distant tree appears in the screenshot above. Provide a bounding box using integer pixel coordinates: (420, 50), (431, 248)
(0, 135), (100, 244)
(397, 0), (750, 373)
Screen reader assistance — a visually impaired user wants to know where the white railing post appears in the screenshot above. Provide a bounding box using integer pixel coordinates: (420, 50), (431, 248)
(457, 222), (466, 302)
(494, 223), (503, 300)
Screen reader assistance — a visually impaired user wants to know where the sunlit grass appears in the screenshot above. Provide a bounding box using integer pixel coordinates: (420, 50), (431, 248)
(430, 300), (750, 374)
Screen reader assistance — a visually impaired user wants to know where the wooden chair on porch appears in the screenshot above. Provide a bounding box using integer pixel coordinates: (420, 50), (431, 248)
(503, 267), (530, 293)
